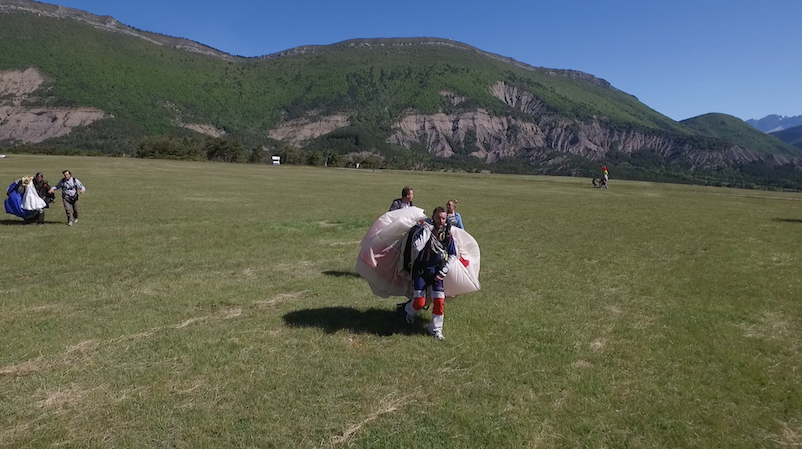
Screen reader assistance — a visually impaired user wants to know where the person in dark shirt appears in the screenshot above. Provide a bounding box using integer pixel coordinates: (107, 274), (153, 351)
(388, 186), (414, 211)
(33, 173), (55, 206)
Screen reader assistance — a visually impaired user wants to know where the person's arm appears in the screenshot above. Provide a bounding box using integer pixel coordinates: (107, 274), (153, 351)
(49, 180), (62, 193)
(456, 213), (464, 230)
(75, 179), (86, 193)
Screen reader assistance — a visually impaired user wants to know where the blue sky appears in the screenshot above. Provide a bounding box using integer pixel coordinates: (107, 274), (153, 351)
(42, 0), (801, 122)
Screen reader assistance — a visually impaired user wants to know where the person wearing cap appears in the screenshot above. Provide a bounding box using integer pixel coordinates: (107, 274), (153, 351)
(49, 170), (86, 226)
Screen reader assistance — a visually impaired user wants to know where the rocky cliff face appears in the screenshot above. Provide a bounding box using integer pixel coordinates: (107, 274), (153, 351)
(0, 68), (108, 143)
(384, 81), (787, 169)
(265, 79), (784, 169)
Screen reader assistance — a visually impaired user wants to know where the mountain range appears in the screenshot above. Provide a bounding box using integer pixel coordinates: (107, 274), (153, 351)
(746, 115), (802, 133)
(1, 0), (801, 188)
(770, 125), (802, 150)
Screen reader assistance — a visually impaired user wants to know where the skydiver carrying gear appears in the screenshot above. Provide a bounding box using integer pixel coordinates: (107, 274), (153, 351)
(403, 206), (457, 340)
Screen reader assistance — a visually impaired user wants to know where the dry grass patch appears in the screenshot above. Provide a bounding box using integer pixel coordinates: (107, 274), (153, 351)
(1, 340), (98, 376)
(11, 303), (67, 316)
(254, 290), (311, 307)
(173, 317), (207, 329)
(590, 339), (606, 351)
(742, 311), (794, 340)
(573, 359), (592, 369)
(219, 307), (244, 319)
(321, 393), (415, 448)
(37, 384), (90, 413)
(273, 260), (319, 279)
(328, 240), (361, 246)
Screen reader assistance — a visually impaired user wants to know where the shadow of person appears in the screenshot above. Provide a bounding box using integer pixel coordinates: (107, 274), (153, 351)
(773, 218), (802, 224)
(0, 219), (36, 226)
(283, 306), (428, 337)
(322, 270), (362, 278)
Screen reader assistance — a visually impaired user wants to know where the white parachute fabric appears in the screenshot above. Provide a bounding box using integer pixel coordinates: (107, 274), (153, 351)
(21, 182), (46, 211)
(356, 207), (481, 300)
(443, 227), (481, 297)
(355, 207), (427, 298)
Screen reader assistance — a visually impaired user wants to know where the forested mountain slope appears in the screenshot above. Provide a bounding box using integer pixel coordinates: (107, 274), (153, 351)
(1, 0), (801, 188)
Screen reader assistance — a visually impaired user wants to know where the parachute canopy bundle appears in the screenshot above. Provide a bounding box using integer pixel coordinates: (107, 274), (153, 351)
(5, 177), (46, 219)
(355, 207), (481, 300)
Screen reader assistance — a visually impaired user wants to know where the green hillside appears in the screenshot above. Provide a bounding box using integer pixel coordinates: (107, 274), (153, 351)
(0, 12), (687, 144)
(2, 5), (802, 188)
(681, 113), (800, 156)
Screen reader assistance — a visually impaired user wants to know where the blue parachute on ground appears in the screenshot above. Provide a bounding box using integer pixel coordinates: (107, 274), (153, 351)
(5, 178), (46, 220)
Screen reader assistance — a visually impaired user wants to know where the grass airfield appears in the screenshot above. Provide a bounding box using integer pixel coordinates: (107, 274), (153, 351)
(1, 155), (801, 448)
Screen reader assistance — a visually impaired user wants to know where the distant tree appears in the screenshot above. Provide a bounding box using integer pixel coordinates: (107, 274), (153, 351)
(280, 146), (307, 165)
(205, 137), (244, 162)
(136, 136), (204, 160)
(248, 147), (265, 164)
(307, 150), (325, 166)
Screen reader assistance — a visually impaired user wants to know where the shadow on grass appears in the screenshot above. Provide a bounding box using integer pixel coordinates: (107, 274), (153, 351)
(1, 219), (39, 226)
(0, 219), (61, 226)
(283, 306), (428, 337)
(322, 270), (362, 278)
(773, 218), (802, 224)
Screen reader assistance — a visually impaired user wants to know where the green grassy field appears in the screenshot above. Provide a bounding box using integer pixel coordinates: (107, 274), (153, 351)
(1, 155), (801, 448)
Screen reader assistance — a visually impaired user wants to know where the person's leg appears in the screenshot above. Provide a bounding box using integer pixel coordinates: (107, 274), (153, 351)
(63, 198), (74, 224)
(37, 209), (44, 226)
(426, 280), (446, 340)
(405, 272), (429, 324)
(71, 199), (79, 222)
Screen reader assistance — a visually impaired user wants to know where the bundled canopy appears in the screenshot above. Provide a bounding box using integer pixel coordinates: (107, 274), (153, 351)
(4, 179), (41, 219)
(355, 207), (481, 300)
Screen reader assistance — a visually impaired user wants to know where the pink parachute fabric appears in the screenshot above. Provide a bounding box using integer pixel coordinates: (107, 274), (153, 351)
(355, 207), (481, 300)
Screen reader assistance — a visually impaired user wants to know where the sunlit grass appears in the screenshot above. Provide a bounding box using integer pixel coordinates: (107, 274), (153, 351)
(1, 155), (801, 447)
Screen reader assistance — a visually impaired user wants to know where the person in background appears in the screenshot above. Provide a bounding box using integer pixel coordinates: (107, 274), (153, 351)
(446, 199), (464, 230)
(33, 172), (55, 206)
(29, 172), (54, 226)
(49, 170), (85, 226)
(602, 165), (609, 188)
(389, 186), (415, 211)
(403, 206), (457, 341)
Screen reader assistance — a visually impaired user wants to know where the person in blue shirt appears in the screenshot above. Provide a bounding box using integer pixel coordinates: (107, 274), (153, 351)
(446, 199), (464, 230)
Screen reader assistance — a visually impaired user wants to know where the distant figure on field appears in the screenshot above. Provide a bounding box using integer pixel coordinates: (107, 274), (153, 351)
(49, 170), (85, 226)
(389, 186), (415, 211)
(602, 165), (609, 188)
(446, 199), (464, 230)
(403, 206), (457, 340)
